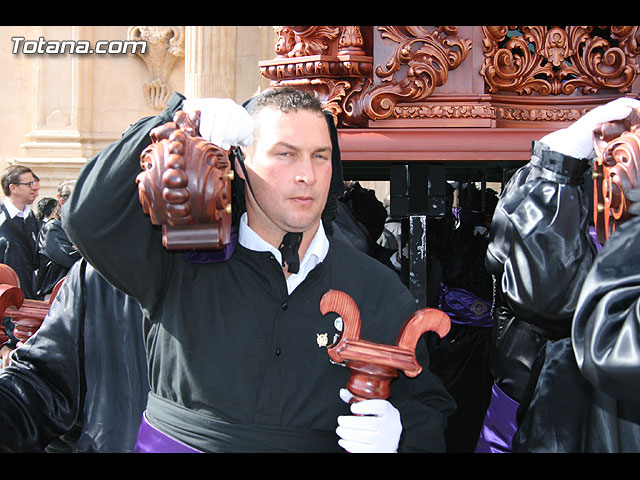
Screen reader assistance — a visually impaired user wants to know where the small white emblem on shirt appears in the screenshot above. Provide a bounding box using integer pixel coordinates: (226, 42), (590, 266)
(316, 332), (328, 348)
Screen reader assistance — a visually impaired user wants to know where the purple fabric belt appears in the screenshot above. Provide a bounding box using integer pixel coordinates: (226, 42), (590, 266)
(439, 284), (493, 328)
(134, 412), (201, 453)
(184, 228), (238, 264)
(474, 383), (520, 453)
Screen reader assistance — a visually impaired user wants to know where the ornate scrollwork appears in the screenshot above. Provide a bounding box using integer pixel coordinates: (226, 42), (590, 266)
(275, 26), (341, 57)
(136, 110), (233, 250)
(128, 26), (185, 110)
(481, 26), (640, 95)
(593, 107), (640, 242)
(345, 26), (472, 122)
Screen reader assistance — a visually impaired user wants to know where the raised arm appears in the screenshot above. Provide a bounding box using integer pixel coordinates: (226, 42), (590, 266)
(487, 98), (640, 333)
(63, 93), (185, 304)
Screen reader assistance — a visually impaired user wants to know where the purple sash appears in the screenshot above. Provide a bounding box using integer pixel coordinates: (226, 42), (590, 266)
(474, 383), (520, 453)
(134, 412), (201, 453)
(588, 225), (602, 253)
(439, 284), (493, 328)
(184, 228), (238, 264)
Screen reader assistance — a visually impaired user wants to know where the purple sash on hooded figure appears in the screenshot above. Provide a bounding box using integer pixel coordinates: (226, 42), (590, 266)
(439, 284), (492, 328)
(474, 383), (520, 453)
(588, 225), (602, 253)
(134, 412), (201, 453)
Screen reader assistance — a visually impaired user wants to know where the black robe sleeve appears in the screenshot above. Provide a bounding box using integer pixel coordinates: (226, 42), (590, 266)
(486, 141), (597, 334)
(572, 215), (640, 402)
(0, 260), (148, 453)
(62, 92), (185, 308)
(514, 216), (640, 452)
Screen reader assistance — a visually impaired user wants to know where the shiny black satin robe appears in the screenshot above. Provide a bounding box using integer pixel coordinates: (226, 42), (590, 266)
(0, 260), (148, 452)
(486, 141), (596, 406)
(490, 142), (640, 452)
(515, 216), (640, 452)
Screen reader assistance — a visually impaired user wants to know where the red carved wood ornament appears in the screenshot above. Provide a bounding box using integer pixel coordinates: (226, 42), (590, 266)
(0, 264), (64, 346)
(137, 110), (234, 250)
(593, 107), (640, 243)
(319, 289), (451, 402)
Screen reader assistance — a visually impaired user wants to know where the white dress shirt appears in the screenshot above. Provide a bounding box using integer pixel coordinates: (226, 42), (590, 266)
(2, 198), (31, 219)
(238, 212), (329, 294)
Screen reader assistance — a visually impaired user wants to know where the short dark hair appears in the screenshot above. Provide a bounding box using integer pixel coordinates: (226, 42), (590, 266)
(1, 165), (36, 197)
(36, 197), (58, 221)
(246, 87), (324, 118)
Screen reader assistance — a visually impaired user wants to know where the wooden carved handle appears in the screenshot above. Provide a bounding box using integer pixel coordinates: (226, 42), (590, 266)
(593, 107), (640, 243)
(0, 284), (23, 345)
(0, 264), (65, 346)
(137, 110), (234, 250)
(320, 289), (450, 402)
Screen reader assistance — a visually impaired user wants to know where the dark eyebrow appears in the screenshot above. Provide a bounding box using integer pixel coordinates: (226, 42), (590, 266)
(272, 142), (332, 153)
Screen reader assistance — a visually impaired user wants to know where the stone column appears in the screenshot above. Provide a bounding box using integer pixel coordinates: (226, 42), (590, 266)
(184, 26), (237, 99)
(15, 26), (96, 195)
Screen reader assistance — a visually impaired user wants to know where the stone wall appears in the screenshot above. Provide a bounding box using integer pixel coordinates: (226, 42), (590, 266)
(1, 26), (274, 200)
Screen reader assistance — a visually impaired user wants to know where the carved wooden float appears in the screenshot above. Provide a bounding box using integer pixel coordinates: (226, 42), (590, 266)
(136, 109), (234, 250)
(261, 26), (640, 307)
(593, 106), (640, 243)
(0, 264), (64, 345)
(320, 289), (450, 402)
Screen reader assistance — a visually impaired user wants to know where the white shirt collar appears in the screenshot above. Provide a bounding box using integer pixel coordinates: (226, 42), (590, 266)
(2, 198), (30, 219)
(238, 212), (329, 294)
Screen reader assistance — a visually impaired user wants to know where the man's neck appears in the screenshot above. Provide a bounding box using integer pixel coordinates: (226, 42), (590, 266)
(4, 197), (27, 216)
(239, 212), (322, 279)
(246, 214), (319, 263)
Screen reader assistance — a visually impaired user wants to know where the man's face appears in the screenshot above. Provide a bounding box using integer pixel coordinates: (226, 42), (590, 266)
(240, 107), (333, 245)
(11, 172), (39, 206)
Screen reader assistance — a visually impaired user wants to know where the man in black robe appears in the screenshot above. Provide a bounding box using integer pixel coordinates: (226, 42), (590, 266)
(63, 87), (455, 453)
(0, 259), (148, 452)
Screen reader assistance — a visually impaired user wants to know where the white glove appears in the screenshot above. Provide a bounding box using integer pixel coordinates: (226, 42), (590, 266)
(182, 97), (256, 150)
(541, 97), (640, 159)
(336, 388), (402, 453)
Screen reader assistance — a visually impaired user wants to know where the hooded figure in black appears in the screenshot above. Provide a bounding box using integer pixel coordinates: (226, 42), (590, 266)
(62, 88), (455, 453)
(428, 183), (498, 452)
(0, 259), (148, 452)
(476, 97), (640, 453)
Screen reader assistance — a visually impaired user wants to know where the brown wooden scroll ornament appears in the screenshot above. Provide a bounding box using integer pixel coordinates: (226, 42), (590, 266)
(319, 289), (451, 403)
(0, 264), (65, 346)
(137, 109), (234, 250)
(592, 106), (640, 243)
